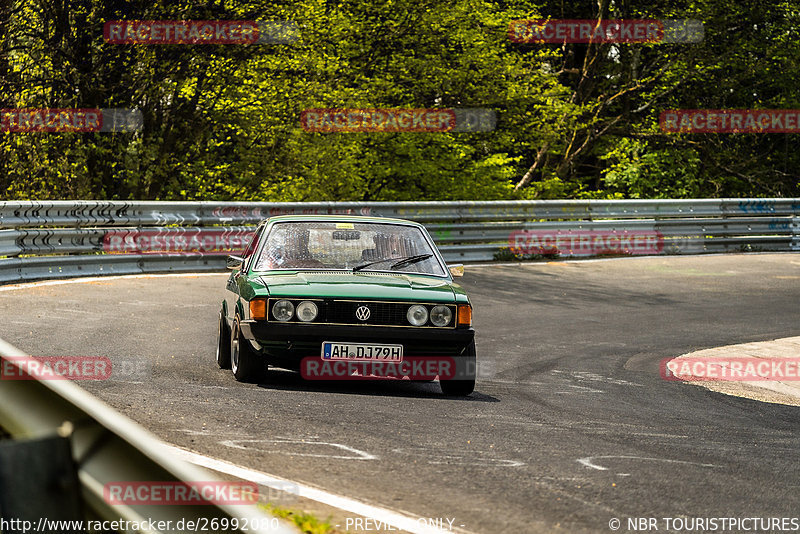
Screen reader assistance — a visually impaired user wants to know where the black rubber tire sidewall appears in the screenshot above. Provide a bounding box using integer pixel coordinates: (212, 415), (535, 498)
(216, 312), (232, 369)
(231, 317), (265, 383)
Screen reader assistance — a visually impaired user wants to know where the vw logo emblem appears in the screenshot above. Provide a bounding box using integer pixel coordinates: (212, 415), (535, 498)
(355, 306), (371, 321)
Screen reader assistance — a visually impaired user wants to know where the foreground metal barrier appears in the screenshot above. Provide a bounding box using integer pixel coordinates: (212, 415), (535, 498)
(0, 337), (293, 533)
(0, 199), (798, 284)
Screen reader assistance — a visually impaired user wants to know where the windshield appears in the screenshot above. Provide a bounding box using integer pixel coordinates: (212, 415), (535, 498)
(253, 221), (446, 276)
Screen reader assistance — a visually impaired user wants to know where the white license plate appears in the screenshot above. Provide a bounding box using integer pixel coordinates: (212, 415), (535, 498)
(321, 342), (403, 362)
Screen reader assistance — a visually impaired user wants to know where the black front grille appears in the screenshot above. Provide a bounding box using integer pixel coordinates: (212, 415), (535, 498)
(327, 301), (407, 326)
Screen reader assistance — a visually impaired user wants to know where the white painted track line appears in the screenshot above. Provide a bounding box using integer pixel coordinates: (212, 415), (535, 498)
(164, 445), (473, 534)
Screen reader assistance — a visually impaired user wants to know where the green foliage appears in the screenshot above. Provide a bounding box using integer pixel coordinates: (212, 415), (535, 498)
(260, 504), (336, 534)
(0, 0), (798, 200)
(600, 138), (705, 198)
(494, 247), (561, 261)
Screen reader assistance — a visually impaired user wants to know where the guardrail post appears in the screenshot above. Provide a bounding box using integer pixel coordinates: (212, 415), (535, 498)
(0, 434), (82, 526)
(792, 216), (800, 251)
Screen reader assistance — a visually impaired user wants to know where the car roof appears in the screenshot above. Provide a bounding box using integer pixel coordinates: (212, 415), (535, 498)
(262, 214), (424, 227)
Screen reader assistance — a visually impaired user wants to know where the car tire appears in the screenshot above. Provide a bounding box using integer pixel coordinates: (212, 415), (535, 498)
(230, 317), (266, 383)
(440, 339), (476, 396)
(216, 311), (232, 369)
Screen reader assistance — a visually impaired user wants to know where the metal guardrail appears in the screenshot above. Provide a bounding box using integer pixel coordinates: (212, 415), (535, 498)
(0, 199), (798, 284)
(0, 337), (293, 534)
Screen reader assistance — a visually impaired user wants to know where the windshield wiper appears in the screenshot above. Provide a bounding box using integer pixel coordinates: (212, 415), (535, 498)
(352, 253), (434, 272)
(390, 253), (433, 270)
(352, 257), (396, 272)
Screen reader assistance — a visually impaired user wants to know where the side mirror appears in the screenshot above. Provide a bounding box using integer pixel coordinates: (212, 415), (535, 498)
(227, 255), (244, 270)
(448, 264), (464, 277)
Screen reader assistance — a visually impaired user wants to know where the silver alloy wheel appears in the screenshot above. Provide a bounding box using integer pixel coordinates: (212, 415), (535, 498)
(231, 320), (241, 374)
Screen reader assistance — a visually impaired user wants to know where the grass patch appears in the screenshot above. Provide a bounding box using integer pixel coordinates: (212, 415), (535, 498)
(259, 503), (341, 534)
(738, 243), (765, 252)
(493, 246), (561, 262)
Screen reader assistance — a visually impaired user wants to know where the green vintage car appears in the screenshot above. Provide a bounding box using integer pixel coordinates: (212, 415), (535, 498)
(215, 215), (476, 396)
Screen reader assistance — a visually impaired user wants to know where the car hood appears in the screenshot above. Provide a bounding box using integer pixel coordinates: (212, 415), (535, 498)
(257, 271), (457, 302)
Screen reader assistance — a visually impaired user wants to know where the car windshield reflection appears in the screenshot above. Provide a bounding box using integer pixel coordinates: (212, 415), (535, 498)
(253, 221), (446, 276)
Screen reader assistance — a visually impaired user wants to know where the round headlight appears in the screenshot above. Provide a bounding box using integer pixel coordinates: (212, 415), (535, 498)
(296, 301), (318, 322)
(407, 304), (429, 326)
(430, 305), (452, 327)
(271, 300), (294, 322)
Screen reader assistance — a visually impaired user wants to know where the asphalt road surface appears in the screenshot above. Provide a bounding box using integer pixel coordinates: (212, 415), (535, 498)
(2, 254), (800, 533)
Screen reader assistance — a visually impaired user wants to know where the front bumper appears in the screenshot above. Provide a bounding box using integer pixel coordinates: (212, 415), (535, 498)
(240, 320), (474, 367)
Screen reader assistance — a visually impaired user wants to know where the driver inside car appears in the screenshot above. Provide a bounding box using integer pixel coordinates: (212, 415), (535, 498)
(266, 228), (325, 269)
